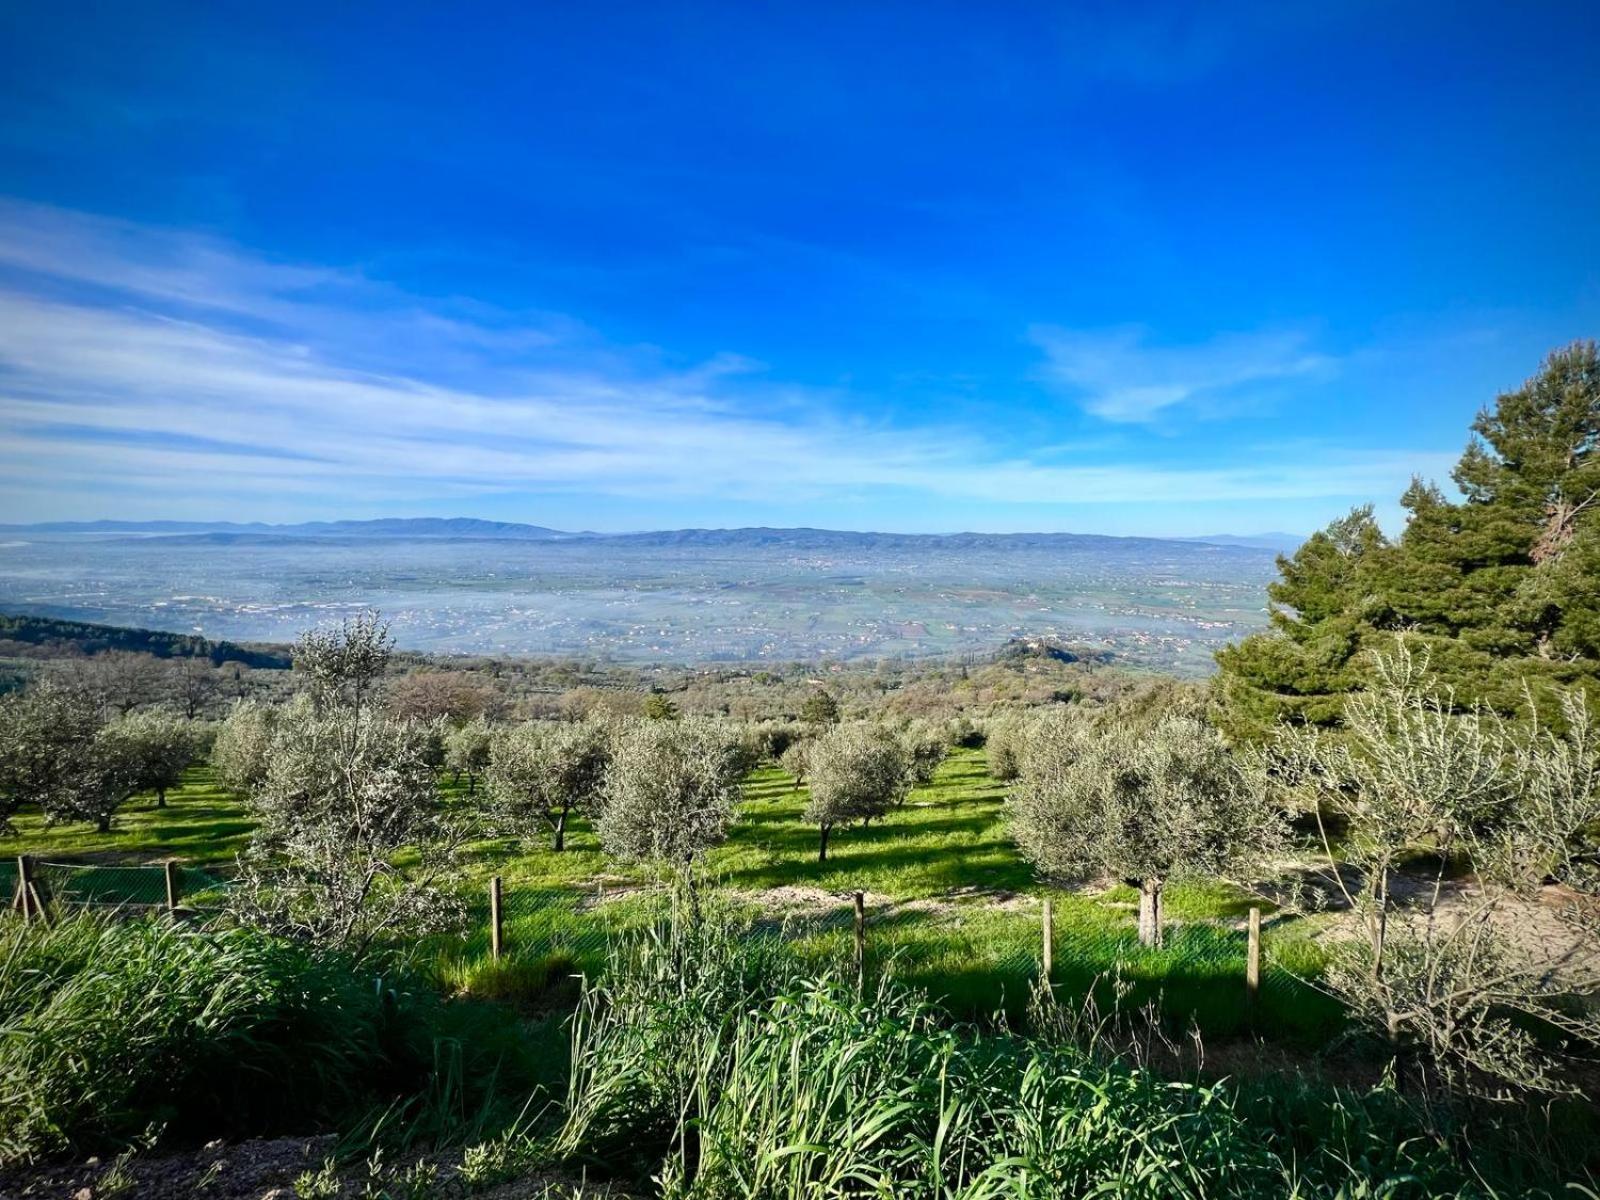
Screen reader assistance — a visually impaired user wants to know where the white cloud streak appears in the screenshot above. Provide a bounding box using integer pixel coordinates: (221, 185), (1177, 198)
(1030, 324), (1331, 423)
(0, 200), (1431, 522)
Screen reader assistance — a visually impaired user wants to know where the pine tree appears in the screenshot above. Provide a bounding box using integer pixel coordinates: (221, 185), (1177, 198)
(1216, 341), (1600, 738)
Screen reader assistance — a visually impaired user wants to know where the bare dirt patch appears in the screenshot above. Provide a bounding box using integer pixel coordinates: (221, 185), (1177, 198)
(0, 1137), (640, 1200)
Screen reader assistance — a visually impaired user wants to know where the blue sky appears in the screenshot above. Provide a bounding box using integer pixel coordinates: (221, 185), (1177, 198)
(1, 1), (1596, 535)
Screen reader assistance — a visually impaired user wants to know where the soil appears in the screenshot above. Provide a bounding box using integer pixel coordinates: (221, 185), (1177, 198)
(0, 1138), (640, 1200)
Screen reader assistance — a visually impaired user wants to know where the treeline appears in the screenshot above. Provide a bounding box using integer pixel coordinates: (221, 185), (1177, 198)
(0, 613), (292, 669)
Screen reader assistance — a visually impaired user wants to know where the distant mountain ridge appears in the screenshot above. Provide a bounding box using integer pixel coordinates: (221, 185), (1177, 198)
(0, 517), (572, 540)
(1, 517), (1298, 554)
(1179, 532), (1304, 553)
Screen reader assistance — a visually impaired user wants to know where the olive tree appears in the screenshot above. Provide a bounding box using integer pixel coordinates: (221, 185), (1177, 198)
(99, 709), (197, 807)
(779, 738), (812, 790)
(1267, 643), (1600, 1094)
(445, 714), (494, 794)
(211, 700), (278, 793)
(231, 703), (465, 954)
(487, 719), (611, 850)
(294, 610), (392, 714)
(0, 681), (129, 832)
(1010, 711), (1277, 947)
(900, 720), (948, 789)
(231, 614), (465, 954)
(0, 684), (70, 830)
(984, 715), (1025, 781)
(804, 723), (910, 862)
(45, 726), (141, 833)
(597, 717), (744, 878)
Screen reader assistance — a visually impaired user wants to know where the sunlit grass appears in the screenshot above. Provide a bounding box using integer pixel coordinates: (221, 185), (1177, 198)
(1, 747), (1331, 1038)
(3, 766), (252, 864)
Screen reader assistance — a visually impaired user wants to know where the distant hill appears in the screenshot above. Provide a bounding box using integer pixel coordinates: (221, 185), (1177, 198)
(994, 637), (1115, 666)
(0, 613), (292, 668)
(1, 517), (1288, 557)
(0, 517), (571, 540)
(1181, 533), (1304, 553)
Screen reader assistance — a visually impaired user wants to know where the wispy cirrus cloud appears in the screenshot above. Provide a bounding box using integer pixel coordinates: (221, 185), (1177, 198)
(0, 199), (1429, 526)
(1030, 324), (1332, 424)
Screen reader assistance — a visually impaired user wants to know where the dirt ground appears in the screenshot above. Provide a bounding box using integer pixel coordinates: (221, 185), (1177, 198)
(0, 1138), (639, 1200)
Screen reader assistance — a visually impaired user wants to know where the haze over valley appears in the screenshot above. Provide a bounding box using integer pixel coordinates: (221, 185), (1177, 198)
(0, 520), (1282, 671)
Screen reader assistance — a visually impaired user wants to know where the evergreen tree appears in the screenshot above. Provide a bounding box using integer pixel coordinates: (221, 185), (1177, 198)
(1216, 342), (1600, 738)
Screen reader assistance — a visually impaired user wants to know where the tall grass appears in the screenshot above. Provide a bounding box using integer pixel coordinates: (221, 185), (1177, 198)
(550, 905), (1594, 1198)
(0, 912), (552, 1164)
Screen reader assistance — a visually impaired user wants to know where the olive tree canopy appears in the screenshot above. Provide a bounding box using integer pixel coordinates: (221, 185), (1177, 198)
(597, 717), (745, 872)
(487, 718), (611, 850)
(1010, 711), (1277, 947)
(804, 723), (910, 862)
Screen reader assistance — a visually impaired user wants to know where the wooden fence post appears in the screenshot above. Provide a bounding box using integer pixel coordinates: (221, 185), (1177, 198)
(163, 861), (181, 914)
(1041, 895), (1054, 990)
(1245, 906), (1261, 1019)
(853, 891), (866, 993)
(490, 875), (504, 961)
(14, 855), (36, 922)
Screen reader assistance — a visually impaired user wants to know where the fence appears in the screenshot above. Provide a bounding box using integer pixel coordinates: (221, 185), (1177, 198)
(469, 874), (1311, 1033)
(4, 856), (1323, 1036)
(4, 854), (232, 918)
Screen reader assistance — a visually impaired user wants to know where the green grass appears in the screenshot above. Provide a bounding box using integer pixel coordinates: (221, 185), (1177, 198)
(2, 748), (1331, 1041)
(3, 765), (252, 864)
(550, 909), (1588, 1198)
(0, 912), (558, 1164)
(709, 751), (1035, 897)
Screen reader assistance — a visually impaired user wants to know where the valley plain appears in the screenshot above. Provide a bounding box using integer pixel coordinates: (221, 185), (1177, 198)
(0, 523), (1282, 672)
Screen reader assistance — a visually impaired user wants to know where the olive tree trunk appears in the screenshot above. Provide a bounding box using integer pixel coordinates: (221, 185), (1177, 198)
(1137, 878), (1165, 948)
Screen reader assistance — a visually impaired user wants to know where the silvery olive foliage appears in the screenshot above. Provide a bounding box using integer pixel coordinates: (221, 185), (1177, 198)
(487, 718), (612, 850)
(445, 714), (494, 794)
(0, 681), (141, 833)
(210, 700), (279, 794)
(0, 682), (93, 831)
(98, 708), (198, 808)
(294, 610), (393, 714)
(231, 615), (466, 954)
(1266, 642), (1600, 1095)
(984, 715), (1025, 781)
(804, 723), (911, 862)
(899, 720), (948, 789)
(1010, 709), (1278, 947)
(779, 738), (812, 789)
(232, 703), (465, 954)
(597, 717), (745, 873)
